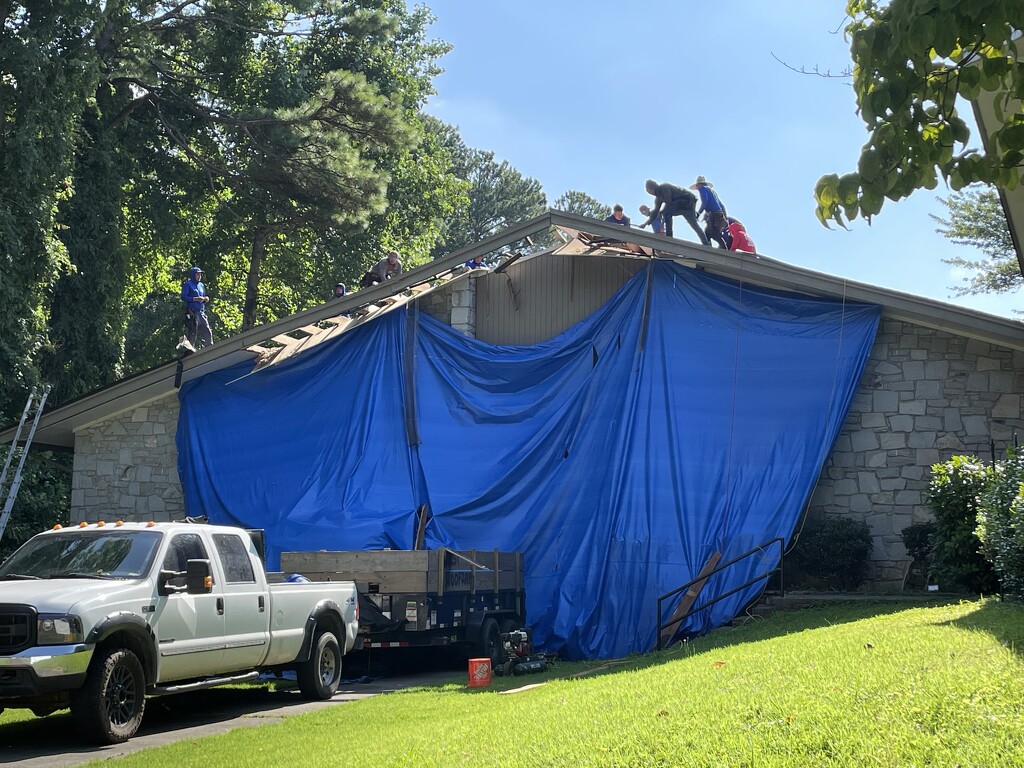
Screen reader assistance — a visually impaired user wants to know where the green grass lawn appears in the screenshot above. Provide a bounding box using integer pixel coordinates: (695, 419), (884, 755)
(13, 599), (1024, 766)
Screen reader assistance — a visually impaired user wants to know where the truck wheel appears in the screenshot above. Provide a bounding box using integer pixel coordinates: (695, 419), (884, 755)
(298, 630), (342, 700)
(70, 647), (146, 744)
(478, 618), (500, 667)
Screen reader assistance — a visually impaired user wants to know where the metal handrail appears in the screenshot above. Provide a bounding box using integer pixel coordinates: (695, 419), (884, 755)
(656, 537), (784, 650)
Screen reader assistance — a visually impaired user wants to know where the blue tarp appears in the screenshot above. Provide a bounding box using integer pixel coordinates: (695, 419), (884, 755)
(178, 261), (880, 659)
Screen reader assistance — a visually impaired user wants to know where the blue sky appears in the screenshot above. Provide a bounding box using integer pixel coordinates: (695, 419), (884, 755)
(423, 1), (1021, 320)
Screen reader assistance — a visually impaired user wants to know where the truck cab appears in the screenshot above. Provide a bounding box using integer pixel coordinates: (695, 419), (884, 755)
(0, 521), (358, 744)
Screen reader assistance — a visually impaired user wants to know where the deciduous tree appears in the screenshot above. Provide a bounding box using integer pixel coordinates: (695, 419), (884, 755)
(815, 0), (1024, 240)
(0, 0), (99, 418)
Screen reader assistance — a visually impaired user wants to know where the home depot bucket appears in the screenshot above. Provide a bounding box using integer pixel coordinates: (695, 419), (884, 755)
(468, 658), (492, 688)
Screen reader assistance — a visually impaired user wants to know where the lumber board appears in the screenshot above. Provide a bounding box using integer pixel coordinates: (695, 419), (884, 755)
(281, 550), (431, 573)
(659, 551), (723, 648)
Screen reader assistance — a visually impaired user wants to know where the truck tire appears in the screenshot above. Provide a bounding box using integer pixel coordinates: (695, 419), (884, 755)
(70, 647), (147, 745)
(297, 630), (342, 700)
(478, 618), (501, 668)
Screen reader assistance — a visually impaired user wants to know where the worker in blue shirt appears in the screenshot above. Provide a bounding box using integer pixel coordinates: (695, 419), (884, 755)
(639, 204), (664, 235)
(180, 266), (213, 349)
(605, 204), (630, 226)
(690, 176), (729, 249)
(465, 255), (486, 269)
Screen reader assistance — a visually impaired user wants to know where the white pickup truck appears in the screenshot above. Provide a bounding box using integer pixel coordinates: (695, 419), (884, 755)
(0, 521), (358, 744)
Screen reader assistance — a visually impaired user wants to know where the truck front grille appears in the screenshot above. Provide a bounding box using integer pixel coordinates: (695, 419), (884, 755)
(0, 606), (35, 654)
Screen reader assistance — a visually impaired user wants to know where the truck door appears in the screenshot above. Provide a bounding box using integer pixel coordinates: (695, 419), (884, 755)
(151, 532), (225, 681)
(211, 532), (270, 672)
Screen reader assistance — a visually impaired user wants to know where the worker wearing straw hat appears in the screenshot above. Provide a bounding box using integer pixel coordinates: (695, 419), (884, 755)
(690, 176), (729, 249)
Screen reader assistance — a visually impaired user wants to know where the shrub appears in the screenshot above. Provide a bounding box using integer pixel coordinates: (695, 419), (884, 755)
(976, 451), (1024, 598)
(926, 456), (1000, 594)
(789, 516), (873, 591)
(900, 521), (936, 565)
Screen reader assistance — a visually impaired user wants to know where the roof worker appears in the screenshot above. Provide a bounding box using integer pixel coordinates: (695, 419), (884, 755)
(180, 266), (213, 350)
(637, 179), (708, 245)
(690, 176), (729, 249)
(333, 282), (347, 299)
(359, 250), (403, 288)
(638, 204), (664, 235)
(727, 219), (757, 254)
(605, 203), (630, 226)
(465, 254), (487, 270)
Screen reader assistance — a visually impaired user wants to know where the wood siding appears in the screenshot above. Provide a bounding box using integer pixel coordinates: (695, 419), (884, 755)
(474, 253), (646, 345)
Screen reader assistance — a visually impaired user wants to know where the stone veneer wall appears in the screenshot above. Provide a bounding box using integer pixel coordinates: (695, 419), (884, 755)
(417, 272), (476, 336)
(805, 317), (1024, 590)
(70, 393), (183, 523)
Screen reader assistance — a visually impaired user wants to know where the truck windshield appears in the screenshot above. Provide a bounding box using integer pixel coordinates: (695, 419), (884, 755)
(0, 530), (163, 580)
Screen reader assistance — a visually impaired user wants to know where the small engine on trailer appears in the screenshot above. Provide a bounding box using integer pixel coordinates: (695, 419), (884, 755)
(494, 629), (552, 677)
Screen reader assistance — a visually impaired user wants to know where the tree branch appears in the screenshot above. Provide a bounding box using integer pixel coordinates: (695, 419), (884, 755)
(770, 52), (852, 79)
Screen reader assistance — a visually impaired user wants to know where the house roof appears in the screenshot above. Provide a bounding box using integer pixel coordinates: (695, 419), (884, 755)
(4, 209), (1023, 449)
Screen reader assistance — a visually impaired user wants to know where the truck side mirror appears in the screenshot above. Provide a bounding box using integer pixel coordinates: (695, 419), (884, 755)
(157, 569), (186, 596)
(185, 559), (214, 594)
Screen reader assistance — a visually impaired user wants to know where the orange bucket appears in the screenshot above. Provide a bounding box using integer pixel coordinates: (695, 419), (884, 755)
(468, 658), (493, 688)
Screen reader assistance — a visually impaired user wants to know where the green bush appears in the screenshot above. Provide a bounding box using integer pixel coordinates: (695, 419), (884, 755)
(788, 516), (873, 591)
(926, 456), (1000, 594)
(900, 521), (937, 564)
(976, 451), (1024, 598)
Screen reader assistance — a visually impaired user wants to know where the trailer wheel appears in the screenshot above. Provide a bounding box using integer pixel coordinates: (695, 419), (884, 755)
(70, 647), (146, 744)
(478, 618), (500, 667)
(298, 630), (342, 700)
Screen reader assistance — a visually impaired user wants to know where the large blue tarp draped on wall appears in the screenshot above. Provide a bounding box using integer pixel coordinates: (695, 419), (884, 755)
(178, 261), (881, 659)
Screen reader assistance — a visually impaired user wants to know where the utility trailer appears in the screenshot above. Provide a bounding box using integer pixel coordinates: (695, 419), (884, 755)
(280, 547), (525, 666)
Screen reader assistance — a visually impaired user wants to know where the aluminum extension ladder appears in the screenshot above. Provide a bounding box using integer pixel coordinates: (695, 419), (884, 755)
(0, 384), (51, 544)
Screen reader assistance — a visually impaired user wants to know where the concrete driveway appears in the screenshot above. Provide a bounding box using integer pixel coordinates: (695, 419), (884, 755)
(1, 669), (462, 768)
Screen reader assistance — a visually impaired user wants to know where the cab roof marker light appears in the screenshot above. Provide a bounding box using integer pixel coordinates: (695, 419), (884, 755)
(96, 520), (105, 527)
(115, 520), (124, 526)
(52, 524), (62, 530)
(79, 522), (88, 528)
(146, 521), (156, 527)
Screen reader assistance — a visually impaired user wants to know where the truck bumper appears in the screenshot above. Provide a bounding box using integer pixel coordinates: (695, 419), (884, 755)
(0, 644), (93, 699)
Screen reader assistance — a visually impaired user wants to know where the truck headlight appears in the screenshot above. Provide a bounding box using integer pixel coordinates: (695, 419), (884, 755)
(37, 614), (85, 645)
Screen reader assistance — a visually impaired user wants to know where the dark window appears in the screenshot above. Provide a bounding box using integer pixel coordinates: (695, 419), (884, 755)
(162, 534), (209, 590)
(213, 534), (256, 583)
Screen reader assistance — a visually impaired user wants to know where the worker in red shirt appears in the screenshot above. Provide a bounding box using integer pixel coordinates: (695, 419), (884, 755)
(727, 219), (756, 254)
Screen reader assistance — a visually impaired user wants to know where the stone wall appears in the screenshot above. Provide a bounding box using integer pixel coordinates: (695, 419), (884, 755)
(417, 272), (476, 336)
(70, 393), (183, 523)
(806, 317), (1024, 589)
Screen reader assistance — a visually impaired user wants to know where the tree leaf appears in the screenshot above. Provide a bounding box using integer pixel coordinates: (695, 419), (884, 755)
(998, 124), (1024, 151)
(1001, 149), (1024, 168)
(838, 174), (861, 206)
(910, 16), (937, 54)
(859, 150), (882, 181)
